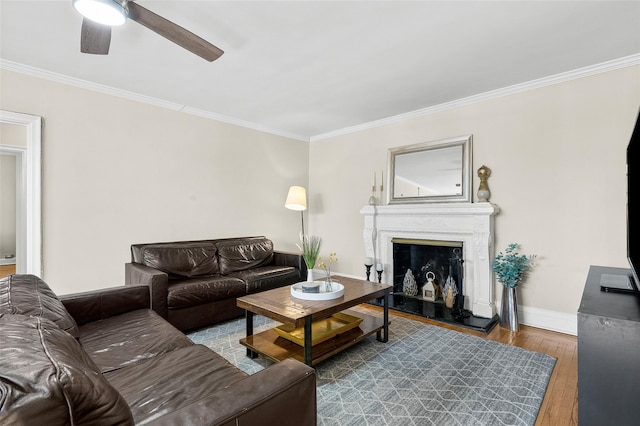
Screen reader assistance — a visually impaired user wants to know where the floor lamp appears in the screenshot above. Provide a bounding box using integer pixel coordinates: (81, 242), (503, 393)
(285, 186), (307, 238)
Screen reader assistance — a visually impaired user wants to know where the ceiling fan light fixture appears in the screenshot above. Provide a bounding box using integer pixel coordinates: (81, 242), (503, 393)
(73, 0), (127, 26)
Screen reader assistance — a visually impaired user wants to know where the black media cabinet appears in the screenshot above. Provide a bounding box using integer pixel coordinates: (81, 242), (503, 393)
(578, 265), (640, 425)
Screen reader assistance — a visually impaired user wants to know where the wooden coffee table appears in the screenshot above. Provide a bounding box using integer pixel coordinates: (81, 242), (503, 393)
(236, 276), (391, 366)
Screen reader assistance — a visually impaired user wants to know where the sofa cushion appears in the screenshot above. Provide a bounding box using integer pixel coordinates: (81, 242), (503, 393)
(0, 274), (80, 338)
(229, 265), (301, 294)
(0, 314), (134, 425)
(217, 237), (274, 275)
(78, 309), (194, 373)
(105, 345), (247, 424)
(167, 276), (246, 308)
(140, 243), (219, 278)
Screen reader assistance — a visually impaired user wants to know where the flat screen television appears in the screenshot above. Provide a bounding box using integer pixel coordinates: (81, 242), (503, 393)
(628, 109), (640, 291)
(601, 109), (640, 294)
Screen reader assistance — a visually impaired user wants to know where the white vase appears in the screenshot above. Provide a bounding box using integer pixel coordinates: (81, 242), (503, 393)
(307, 269), (314, 282)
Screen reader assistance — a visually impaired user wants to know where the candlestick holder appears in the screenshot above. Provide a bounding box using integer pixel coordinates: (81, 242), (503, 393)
(365, 264), (372, 281)
(375, 265), (383, 283)
(368, 184), (377, 206)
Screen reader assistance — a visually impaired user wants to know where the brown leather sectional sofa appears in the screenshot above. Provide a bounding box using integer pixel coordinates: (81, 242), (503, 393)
(125, 236), (306, 331)
(0, 274), (316, 425)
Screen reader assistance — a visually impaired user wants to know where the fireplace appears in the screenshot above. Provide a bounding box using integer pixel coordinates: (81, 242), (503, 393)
(392, 239), (462, 297)
(361, 203), (499, 331)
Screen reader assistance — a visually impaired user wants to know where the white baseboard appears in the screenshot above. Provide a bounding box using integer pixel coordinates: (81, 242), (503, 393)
(518, 305), (577, 336)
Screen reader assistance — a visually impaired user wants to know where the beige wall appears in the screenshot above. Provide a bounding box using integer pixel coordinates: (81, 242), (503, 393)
(2, 65), (639, 326)
(0, 70), (309, 295)
(308, 65), (640, 320)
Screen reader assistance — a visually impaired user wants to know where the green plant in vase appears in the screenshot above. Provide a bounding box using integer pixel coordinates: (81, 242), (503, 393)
(493, 243), (536, 332)
(493, 243), (536, 288)
(298, 235), (321, 282)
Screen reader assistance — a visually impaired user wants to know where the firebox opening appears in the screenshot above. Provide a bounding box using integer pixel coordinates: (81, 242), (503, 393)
(392, 238), (463, 304)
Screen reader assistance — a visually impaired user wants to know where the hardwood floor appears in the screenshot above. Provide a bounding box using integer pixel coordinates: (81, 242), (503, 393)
(0, 264), (16, 279)
(362, 305), (578, 426)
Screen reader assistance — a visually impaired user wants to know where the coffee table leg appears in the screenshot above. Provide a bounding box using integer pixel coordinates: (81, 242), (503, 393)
(304, 316), (312, 366)
(377, 289), (389, 343)
(246, 310), (257, 359)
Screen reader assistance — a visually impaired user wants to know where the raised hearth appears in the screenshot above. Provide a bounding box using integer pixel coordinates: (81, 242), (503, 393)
(368, 295), (499, 333)
(361, 203), (500, 320)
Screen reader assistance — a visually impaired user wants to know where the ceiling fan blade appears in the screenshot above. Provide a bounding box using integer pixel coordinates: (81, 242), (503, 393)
(81, 17), (111, 55)
(127, 2), (223, 62)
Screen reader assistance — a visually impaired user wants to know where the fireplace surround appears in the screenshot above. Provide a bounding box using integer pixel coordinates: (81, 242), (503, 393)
(361, 203), (499, 330)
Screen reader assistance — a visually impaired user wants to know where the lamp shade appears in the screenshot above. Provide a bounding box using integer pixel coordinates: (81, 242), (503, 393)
(285, 186), (307, 211)
(73, 0), (128, 26)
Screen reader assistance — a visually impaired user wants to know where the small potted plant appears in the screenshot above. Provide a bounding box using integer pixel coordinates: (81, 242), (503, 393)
(493, 243), (536, 331)
(298, 235), (321, 283)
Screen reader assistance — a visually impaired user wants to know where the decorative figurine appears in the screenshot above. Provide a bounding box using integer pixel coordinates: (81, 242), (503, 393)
(403, 269), (418, 296)
(477, 165), (491, 202)
(443, 276), (458, 309)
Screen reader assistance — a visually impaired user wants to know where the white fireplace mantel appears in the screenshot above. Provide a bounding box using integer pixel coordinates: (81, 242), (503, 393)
(361, 203), (500, 318)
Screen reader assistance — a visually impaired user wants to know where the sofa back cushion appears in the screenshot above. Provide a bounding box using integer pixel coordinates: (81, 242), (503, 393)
(0, 274), (80, 338)
(139, 243), (220, 278)
(0, 314), (134, 425)
(217, 237), (274, 275)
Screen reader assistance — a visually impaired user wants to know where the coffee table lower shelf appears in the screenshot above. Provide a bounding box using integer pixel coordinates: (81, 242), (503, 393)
(239, 309), (384, 366)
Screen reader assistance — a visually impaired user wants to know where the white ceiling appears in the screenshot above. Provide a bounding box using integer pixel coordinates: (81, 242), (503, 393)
(1, 1), (639, 141)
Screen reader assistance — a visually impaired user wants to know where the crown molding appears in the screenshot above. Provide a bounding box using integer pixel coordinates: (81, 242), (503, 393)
(0, 59), (308, 142)
(179, 106), (307, 142)
(0, 59), (184, 111)
(3, 54), (639, 144)
(310, 53), (640, 142)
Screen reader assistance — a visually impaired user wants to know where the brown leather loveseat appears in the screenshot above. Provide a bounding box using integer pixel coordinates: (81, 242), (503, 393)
(125, 236), (305, 331)
(0, 274), (316, 425)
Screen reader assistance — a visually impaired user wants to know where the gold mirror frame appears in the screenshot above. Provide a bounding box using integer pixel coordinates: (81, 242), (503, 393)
(387, 135), (472, 204)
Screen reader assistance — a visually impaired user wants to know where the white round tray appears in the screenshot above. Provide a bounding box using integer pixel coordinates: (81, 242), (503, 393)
(290, 282), (345, 300)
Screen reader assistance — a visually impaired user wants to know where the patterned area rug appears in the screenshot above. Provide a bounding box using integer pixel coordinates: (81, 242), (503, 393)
(188, 307), (555, 426)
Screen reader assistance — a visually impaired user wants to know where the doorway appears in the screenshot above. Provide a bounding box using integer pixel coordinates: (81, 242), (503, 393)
(0, 111), (42, 278)
(0, 147), (23, 278)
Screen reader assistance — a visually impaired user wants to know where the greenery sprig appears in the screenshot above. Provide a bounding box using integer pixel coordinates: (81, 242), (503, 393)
(298, 235), (321, 270)
(492, 243), (536, 288)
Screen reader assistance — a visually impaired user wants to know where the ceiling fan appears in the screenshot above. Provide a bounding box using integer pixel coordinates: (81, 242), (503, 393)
(72, 0), (224, 62)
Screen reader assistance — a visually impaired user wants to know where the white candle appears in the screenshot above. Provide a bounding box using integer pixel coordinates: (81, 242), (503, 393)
(365, 257), (373, 266)
(376, 263), (383, 271)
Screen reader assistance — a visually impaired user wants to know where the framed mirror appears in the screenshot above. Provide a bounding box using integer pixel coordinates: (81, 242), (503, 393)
(387, 135), (472, 204)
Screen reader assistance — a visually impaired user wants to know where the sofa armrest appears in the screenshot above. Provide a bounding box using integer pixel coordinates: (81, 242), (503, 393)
(125, 262), (169, 319)
(60, 285), (150, 326)
(148, 359), (316, 426)
(273, 250), (306, 281)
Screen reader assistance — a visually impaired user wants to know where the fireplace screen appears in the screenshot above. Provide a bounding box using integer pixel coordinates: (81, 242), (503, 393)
(392, 239), (463, 304)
